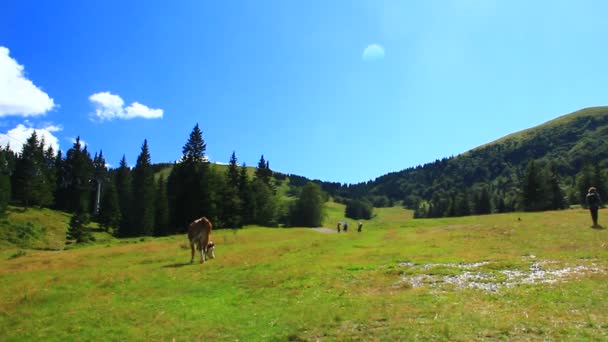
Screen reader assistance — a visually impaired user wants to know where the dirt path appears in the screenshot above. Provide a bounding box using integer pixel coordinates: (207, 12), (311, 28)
(311, 227), (338, 234)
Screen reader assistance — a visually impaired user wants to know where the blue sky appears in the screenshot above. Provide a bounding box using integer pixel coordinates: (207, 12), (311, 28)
(1, 1), (608, 184)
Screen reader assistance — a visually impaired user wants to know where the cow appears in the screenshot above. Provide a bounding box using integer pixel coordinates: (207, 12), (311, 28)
(187, 217), (213, 264)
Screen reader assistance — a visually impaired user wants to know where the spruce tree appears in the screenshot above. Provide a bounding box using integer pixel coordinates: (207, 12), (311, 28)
(521, 160), (547, 211)
(168, 124), (212, 231)
(474, 186), (492, 215)
(12, 131), (47, 207)
(239, 163), (254, 224)
(456, 191), (471, 216)
(250, 154), (276, 225)
(0, 150), (11, 214)
(154, 176), (170, 236)
(40, 145), (57, 207)
(115, 155), (133, 236)
(66, 210), (92, 243)
(577, 163), (594, 208)
(546, 162), (566, 210)
(131, 139), (155, 236)
(62, 137), (93, 213)
(98, 180), (121, 232)
(182, 124), (207, 164)
(53, 150), (67, 210)
(227, 151), (240, 188)
(255, 155), (272, 186)
(220, 151), (242, 228)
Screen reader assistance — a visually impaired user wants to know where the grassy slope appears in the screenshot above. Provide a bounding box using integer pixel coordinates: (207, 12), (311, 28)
(0, 206), (114, 252)
(0, 207), (72, 251)
(473, 106), (608, 151)
(2, 206), (608, 340)
(156, 163), (259, 181)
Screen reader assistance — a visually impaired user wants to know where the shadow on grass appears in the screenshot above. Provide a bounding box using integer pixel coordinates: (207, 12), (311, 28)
(591, 224), (605, 230)
(162, 262), (194, 268)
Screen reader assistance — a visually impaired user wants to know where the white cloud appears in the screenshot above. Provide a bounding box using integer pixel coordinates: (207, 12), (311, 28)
(0, 123), (61, 153)
(0, 46), (56, 117)
(362, 44), (385, 61)
(89, 92), (124, 120)
(89, 91), (163, 121)
(125, 102), (163, 119)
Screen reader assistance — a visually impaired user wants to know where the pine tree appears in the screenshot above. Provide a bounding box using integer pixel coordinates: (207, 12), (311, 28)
(168, 124), (212, 231)
(546, 162), (566, 210)
(456, 191), (471, 216)
(239, 163), (254, 224)
(40, 145), (57, 207)
(474, 186), (492, 215)
(255, 155), (272, 186)
(220, 151), (242, 228)
(66, 210), (92, 243)
(53, 150), (67, 210)
(227, 151), (240, 188)
(98, 180), (121, 232)
(131, 139), (155, 236)
(12, 131), (47, 207)
(154, 176), (170, 236)
(577, 163), (594, 208)
(115, 155), (133, 237)
(62, 137), (93, 213)
(182, 123), (207, 164)
(521, 160), (547, 211)
(0, 149), (11, 214)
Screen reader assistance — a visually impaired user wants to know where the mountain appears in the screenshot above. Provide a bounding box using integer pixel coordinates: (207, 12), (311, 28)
(341, 106), (608, 210)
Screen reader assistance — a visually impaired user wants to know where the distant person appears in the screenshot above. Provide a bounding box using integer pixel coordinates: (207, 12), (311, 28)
(337, 222), (341, 233)
(343, 221), (348, 232)
(358, 222), (363, 232)
(586, 187), (602, 228)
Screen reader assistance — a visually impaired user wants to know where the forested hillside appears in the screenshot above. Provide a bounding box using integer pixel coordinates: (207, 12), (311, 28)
(0, 124), (327, 247)
(3, 107), (608, 240)
(340, 107), (608, 217)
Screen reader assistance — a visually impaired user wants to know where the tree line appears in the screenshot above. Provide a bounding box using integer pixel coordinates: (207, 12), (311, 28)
(0, 124), (326, 241)
(412, 159), (605, 218)
(336, 109), (608, 218)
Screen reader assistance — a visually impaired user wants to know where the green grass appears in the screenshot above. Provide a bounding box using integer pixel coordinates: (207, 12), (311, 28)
(0, 206), (72, 251)
(1, 207), (608, 340)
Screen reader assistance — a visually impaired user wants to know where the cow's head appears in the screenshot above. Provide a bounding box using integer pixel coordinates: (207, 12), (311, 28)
(206, 241), (216, 259)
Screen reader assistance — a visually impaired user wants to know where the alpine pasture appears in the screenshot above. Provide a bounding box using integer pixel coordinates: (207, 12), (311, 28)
(1, 203), (607, 341)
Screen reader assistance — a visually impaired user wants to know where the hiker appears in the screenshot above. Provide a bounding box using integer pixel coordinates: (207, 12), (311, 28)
(337, 222), (341, 233)
(343, 221), (348, 232)
(358, 222), (363, 232)
(586, 187), (602, 228)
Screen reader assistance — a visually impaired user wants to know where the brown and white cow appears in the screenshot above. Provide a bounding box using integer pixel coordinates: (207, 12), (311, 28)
(187, 217), (213, 264)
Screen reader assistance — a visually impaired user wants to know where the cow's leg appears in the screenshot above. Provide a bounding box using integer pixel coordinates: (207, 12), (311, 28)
(199, 242), (207, 264)
(190, 243), (195, 264)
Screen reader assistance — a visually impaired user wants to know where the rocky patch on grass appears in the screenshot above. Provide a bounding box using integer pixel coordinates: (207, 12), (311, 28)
(397, 258), (604, 293)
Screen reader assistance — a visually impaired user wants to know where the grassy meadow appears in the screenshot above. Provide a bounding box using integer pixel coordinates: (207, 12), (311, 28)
(1, 204), (608, 340)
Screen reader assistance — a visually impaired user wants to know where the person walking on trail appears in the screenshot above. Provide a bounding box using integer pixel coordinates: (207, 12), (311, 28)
(357, 222), (363, 232)
(586, 187), (602, 228)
